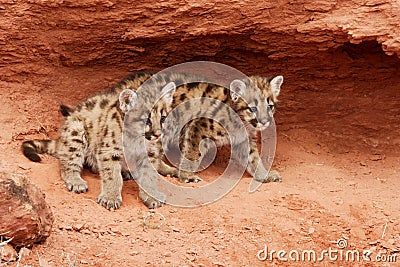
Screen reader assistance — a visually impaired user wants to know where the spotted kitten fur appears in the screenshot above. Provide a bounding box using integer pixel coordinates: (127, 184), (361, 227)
(160, 74), (284, 184)
(22, 72), (176, 210)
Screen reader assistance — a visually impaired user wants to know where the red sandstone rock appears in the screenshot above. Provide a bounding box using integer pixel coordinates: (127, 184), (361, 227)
(0, 243), (17, 262)
(0, 172), (54, 247)
(0, 0), (398, 80)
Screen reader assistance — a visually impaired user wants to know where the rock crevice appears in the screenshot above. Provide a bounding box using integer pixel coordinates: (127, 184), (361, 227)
(0, 0), (399, 78)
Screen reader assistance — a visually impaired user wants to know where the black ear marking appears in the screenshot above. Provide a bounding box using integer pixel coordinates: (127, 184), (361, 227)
(60, 104), (73, 117)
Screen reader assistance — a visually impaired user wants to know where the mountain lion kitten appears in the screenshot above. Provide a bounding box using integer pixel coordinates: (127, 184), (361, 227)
(22, 72), (176, 209)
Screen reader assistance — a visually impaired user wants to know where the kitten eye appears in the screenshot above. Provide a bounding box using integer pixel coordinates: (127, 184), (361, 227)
(160, 115), (166, 123)
(143, 118), (151, 125)
(249, 106), (257, 113)
(267, 104), (275, 110)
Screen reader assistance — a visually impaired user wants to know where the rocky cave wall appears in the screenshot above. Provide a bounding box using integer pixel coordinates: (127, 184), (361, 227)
(1, 0), (399, 74)
(1, 0), (399, 151)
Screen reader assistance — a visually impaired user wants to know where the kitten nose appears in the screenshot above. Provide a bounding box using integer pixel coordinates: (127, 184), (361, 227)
(258, 117), (272, 130)
(152, 131), (161, 140)
(261, 117), (271, 125)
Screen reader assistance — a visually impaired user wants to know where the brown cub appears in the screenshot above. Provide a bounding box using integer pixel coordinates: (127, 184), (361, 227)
(160, 74), (284, 184)
(22, 72), (176, 209)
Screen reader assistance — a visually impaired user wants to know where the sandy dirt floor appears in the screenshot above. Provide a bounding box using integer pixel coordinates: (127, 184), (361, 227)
(1, 43), (400, 266)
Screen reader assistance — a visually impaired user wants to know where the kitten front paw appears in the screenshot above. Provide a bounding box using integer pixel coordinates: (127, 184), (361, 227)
(179, 173), (202, 183)
(265, 170), (282, 183)
(96, 194), (122, 210)
(254, 170), (282, 183)
(139, 189), (166, 209)
(65, 178), (88, 193)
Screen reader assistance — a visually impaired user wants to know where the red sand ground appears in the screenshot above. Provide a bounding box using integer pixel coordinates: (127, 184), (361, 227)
(1, 43), (400, 266)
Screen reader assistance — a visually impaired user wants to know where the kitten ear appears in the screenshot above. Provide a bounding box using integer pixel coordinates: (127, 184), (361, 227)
(230, 79), (246, 102)
(270, 75), (283, 97)
(59, 104), (73, 117)
(161, 82), (176, 105)
(119, 89), (138, 113)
